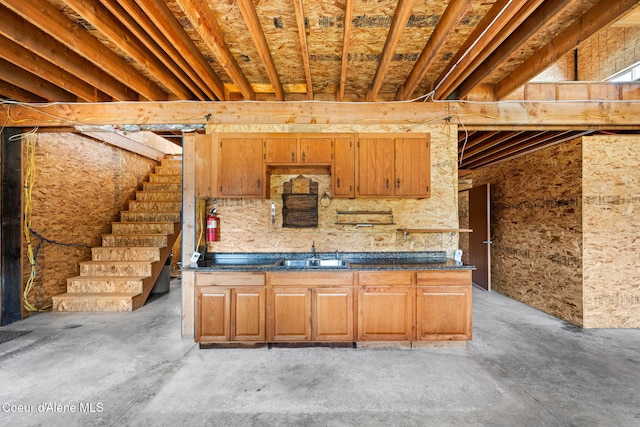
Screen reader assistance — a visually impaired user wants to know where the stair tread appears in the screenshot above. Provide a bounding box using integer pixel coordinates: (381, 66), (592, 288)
(81, 260), (157, 265)
(68, 275), (148, 281)
(54, 292), (141, 298)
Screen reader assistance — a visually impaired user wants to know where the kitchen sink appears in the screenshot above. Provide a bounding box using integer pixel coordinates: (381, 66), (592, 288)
(281, 259), (315, 267)
(280, 258), (349, 267)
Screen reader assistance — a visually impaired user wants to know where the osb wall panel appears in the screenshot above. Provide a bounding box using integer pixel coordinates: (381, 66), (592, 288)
(467, 139), (584, 326)
(205, 124), (459, 256)
(582, 135), (640, 328)
(577, 27), (640, 81)
(22, 133), (157, 310)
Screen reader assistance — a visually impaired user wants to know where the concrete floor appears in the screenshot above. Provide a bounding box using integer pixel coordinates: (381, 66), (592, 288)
(1, 279), (639, 427)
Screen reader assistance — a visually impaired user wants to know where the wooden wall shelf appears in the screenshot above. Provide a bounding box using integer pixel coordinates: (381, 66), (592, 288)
(397, 228), (473, 233)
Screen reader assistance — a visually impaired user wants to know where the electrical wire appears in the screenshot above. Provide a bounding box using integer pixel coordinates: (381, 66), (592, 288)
(22, 129), (39, 312)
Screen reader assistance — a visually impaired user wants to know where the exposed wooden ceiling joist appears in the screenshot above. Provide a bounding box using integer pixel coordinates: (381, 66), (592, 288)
(133, 0), (225, 100)
(434, 0), (537, 100)
(0, 79), (46, 103)
(174, 0), (255, 100)
(496, 0), (640, 99)
(237, 0), (284, 101)
(396, 0), (473, 101)
(2, 0), (166, 100)
(0, 5), (136, 101)
(64, 0), (194, 99)
(457, 0), (574, 100)
(366, 0), (415, 102)
(0, 58), (76, 102)
(106, 0), (210, 100)
(0, 35), (97, 102)
(337, 0), (354, 102)
(293, 0), (313, 100)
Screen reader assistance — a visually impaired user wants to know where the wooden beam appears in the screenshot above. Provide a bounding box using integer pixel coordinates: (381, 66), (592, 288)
(132, 0), (226, 100)
(396, 0), (473, 101)
(237, 0), (284, 101)
(64, 0), (193, 99)
(0, 79), (46, 103)
(293, 0), (313, 100)
(2, 0), (166, 101)
(174, 0), (255, 101)
(433, 0), (528, 100)
(80, 131), (166, 161)
(0, 59), (77, 102)
(0, 35), (97, 102)
(496, 0), (640, 99)
(366, 0), (415, 102)
(456, 0), (573, 100)
(2, 100), (640, 130)
(100, 0), (208, 100)
(0, 5), (136, 101)
(337, 0), (354, 102)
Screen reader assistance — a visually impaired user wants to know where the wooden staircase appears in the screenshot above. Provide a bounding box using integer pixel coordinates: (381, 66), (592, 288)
(52, 156), (182, 312)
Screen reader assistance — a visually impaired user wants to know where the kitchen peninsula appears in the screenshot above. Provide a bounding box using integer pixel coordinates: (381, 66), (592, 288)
(186, 251), (474, 346)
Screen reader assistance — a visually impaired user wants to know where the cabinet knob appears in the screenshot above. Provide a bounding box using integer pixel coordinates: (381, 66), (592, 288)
(302, 152), (306, 162)
(397, 178), (401, 189)
(386, 178), (390, 189)
(291, 152), (295, 162)
(337, 177), (341, 188)
(257, 179), (261, 188)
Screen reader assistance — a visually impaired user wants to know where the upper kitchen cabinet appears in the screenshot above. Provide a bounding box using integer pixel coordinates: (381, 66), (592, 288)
(191, 133), (215, 198)
(265, 135), (332, 165)
(332, 136), (356, 198)
(216, 134), (265, 198)
(356, 134), (430, 198)
(395, 136), (431, 197)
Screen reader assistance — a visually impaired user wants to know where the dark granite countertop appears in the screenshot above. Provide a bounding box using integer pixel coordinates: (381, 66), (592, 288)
(182, 251), (475, 272)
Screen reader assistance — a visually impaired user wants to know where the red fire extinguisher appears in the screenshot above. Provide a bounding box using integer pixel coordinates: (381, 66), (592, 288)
(206, 208), (220, 242)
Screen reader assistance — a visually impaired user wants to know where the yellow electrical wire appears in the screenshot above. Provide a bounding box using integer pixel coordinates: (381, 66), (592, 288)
(22, 129), (41, 312)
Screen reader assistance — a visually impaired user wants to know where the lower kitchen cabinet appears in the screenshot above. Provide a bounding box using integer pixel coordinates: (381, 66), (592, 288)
(313, 287), (354, 341)
(195, 269), (471, 345)
(357, 271), (414, 341)
(232, 288), (266, 341)
(358, 286), (413, 341)
(195, 273), (266, 343)
(196, 286), (231, 342)
(269, 287), (312, 341)
(416, 271), (472, 341)
(268, 271), (355, 342)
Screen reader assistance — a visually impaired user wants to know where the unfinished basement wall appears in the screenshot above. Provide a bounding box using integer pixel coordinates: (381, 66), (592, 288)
(577, 27), (640, 80)
(203, 123), (459, 256)
(582, 135), (640, 328)
(464, 138), (584, 326)
(22, 133), (157, 312)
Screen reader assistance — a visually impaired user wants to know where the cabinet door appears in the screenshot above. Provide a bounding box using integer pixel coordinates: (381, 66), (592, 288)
(395, 137), (430, 197)
(194, 133), (213, 198)
(358, 286), (413, 341)
(269, 287), (312, 341)
(218, 136), (264, 197)
(333, 137), (355, 198)
(299, 137), (332, 163)
(313, 287), (354, 341)
(196, 286), (231, 342)
(357, 136), (395, 196)
(417, 286), (471, 341)
(265, 137), (298, 163)
(232, 288), (266, 341)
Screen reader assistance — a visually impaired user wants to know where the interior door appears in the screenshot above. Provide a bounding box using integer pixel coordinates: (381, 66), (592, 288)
(468, 183), (491, 291)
